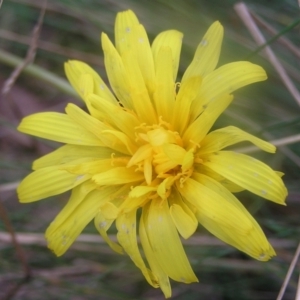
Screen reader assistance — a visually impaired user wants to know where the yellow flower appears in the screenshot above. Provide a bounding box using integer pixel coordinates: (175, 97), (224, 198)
(17, 10), (287, 298)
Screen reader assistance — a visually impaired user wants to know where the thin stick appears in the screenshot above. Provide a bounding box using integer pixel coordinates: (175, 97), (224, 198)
(276, 242), (300, 300)
(234, 2), (300, 106)
(296, 275), (300, 300)
(1, 0), (47, 96)
(0, 201), (31, 300)
(251, 12), (300, 59)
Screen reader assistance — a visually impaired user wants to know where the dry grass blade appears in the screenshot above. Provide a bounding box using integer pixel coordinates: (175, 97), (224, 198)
(296, 275), (300, 300)
(0, 200), (31, 300)
(234, 2), (300, 106)
(276, 242), (300, 300)
(1, 0), (47, 96)
(251, 12), (300, 59)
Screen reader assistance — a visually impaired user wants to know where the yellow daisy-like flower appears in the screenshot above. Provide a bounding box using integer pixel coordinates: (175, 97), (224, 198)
(17, 10), (287, 298)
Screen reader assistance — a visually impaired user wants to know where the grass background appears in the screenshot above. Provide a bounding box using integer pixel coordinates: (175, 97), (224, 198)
(0, 0), (299, 299)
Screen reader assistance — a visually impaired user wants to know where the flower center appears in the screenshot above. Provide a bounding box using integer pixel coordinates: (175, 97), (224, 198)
(127, 121), (195, 198)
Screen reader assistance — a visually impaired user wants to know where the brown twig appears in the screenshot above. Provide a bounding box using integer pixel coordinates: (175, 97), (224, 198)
(250, 12), (300, 59)
(0, 29), (104, 67)
(0, 201), (31, 300)
(234, 2), (300, 106)
(1, 0), (47, 96)
(276, 242), (300, 300)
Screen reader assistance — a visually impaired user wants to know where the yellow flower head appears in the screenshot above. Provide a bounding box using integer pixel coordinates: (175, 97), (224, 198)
(17, 10), (287, 298)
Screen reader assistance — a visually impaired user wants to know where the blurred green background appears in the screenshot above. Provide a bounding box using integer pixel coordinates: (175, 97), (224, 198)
(0, 0), (299, 299)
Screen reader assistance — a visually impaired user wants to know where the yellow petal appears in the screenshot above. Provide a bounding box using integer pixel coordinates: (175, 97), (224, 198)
(127, 144), (152, 167)
(64, 60), (117, 104)
(121, 50), (157, 124)
(101, 33), (133, 109)
(115, 9), (139, 54)
(152, 30), (183, 81)
(190, 62), (267, 121)
(179, 178), (253, 235)
(94, 212), (123, 254)
(115, 11), (155, 93)
(17, 166), (90, 202)
(131, 24), (156, 94)
(18, 112), (103, 146)
(162, 143), (186, 165)
(172, 76), (202, 134)
(183, 94), (233, 149)
(198, 126), (276, 154)
(202, 151), (287, 204)
(195, 164), (244, 193)
(157, 177), (175, 199)
(140, 205), (171, 298)
(65, 103), (114, 146)
(152, 46), (175, 122)
(169, 189), (198, 239)
(61, 158), (124, 175)
(92, 167), (144, 186)
(46, 186), (118, 256)
(102, 129), (137, 155)
(192, 173), (276, 261)
(33, 145), (114, 170)
(182, 21), (223, 82)
(47, 180), (97, 229)
(145, 199), (198, 283)
(116, 209), (158, 288)
(100, 202), (119, 219)
(88, 93), (139, 140)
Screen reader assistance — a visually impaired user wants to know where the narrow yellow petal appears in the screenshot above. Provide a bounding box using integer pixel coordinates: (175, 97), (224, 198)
(102, 130), (137, 155)
(94, 212), (123, 254)
(88, 93), (140, 141)
(115, 9), (139, 54)
(145, 199), (198, 283)
(65, 103), (113, 146)
(18, 112), (103, 146)
(131, 24), (156, 94)
(122, 50), (157, 124)
(64, 60), (117, 104)
(127, 144), (152, 167)
(152, 46), (175, 122)
(92, 167), (144, 186)
(169, 189), (198, 239)
(46, 186), (118, 256)
(190, 62), (267, 121)
(152, 30), (183, 81)
(61, 158), (125, 175)
(202, 151), (288, 204)
(182, 21), (223, 82)
(179, 178), (253, 235)
(183, 94), (233, 149)
(17, 167), (90, 202)
(47, 180), (97, 230)
(195, 164), (244, 193)
(198, 126), (276, 154)
(33, 145), (115, 170)
(192, 173), (276, 261)
(172, 76), (202, 134)
(101, 33), (133, 109)
(100, 202), (119, 220)
(115, 10), (155, 93)
(116, 209), (158, 288)
(157, 177), (175, 199)
(118, 194), (150, 214)
(140, 206), (171, 298)
(162, 143), (186, 165)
